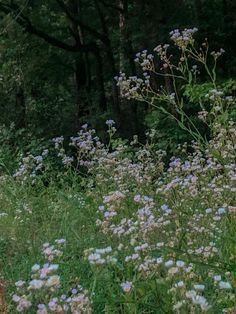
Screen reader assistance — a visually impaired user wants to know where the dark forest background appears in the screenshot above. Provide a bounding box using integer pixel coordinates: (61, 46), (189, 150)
(0, 0), (236, 145)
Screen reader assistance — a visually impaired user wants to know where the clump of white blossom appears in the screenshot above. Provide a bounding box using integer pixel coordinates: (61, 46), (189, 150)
(12, 239), (91, 313)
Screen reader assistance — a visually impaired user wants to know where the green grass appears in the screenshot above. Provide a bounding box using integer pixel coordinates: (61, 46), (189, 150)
(1, 124), (236, 313)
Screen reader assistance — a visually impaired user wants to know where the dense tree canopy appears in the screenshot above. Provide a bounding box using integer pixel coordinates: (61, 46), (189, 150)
(0, 0), (236, 140)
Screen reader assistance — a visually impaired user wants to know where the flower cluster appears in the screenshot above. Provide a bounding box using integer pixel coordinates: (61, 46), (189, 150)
(12, 239), (91, 313)
(134, 50), (154, 71)
(115, 72), (149, 99)
(169, 27), (198, 49)
(80, 121), (236, 312)
(86, 246), (117, 265)
(13, 153), (45, 183)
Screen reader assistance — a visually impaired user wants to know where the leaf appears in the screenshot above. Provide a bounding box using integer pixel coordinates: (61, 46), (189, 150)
(188, 71), (192, 84)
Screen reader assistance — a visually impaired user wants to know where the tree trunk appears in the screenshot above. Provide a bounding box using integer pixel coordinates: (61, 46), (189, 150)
(192, 0), (203, 27)
(75, 57), (89, 121)
(69, 0), (91, 125)
(119, 0), (138, 137)
(106, 44), (121, 122)
(15, 86), (26, 128)
(94, 0), (121, 123)
(93, 47), (107, 112)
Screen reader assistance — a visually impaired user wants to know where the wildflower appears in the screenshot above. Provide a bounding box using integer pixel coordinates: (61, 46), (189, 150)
(37, 304), (48, 314)
(48, 300), (57, 311)
(32, 264), (40, 272)
(186, 290), (197, 299)
(28, 279), (44, 290)
(198, 110), (208, 121)
(169, 93), (175, 101)
(42, 149), (49, 156)
(156, 257), (163, 264)
(161, 204), (172, 213)
(213, 275), (221, 281)
(34, 155), (43, 163)
(95, 247), (112, 254)
(12, 294), (21, 302)
(165, 260), (174, 267)
(219, 281), (232, 289)
(176, 260), (185, 268)
(193, 295), (208, 305)
(121, 281), (132, 293)
(81, 123), (88, 129)
(52, 136), (64, 144)
(45, 275), (60, 288)
(63, 304), (70, 311)
(55, 238), (66, 244)
(218, 207), (225, 214)
(194, 284), (205, 291)
(88, 253), (101, 263)
(168, 267), (179, 275)
(15, 280), (25, 287)
(105, 119), (115, 126)
(134, 194), (141, 202)
(38, 304), (46, 310)
(176, 281), (185, 288)
(173, 301), (184, 310)
(60, 294), (67, 300)
(62, 156), (74, 165)
(40, 264), (51, 278)
(15, 297), (32, 311)
(48, 264), (59, 271)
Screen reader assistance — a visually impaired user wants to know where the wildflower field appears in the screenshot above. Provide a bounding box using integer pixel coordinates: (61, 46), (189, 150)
(1, 29), (236, 313)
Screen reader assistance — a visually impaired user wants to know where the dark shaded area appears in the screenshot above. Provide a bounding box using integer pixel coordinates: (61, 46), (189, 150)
(0, 0), (235, 142)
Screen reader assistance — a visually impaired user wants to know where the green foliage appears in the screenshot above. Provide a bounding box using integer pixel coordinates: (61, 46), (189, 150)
(0, 123), (51, 175)
(117, 28), (236, 156)
(145, 110), (190, 153)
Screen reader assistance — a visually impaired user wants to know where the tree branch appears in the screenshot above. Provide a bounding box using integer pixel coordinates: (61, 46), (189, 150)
(55, 0), (109, 45)
(0, 1), (96, 53)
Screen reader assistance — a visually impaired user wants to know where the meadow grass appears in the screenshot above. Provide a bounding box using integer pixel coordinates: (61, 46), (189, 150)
(0, 120), (236, 313)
